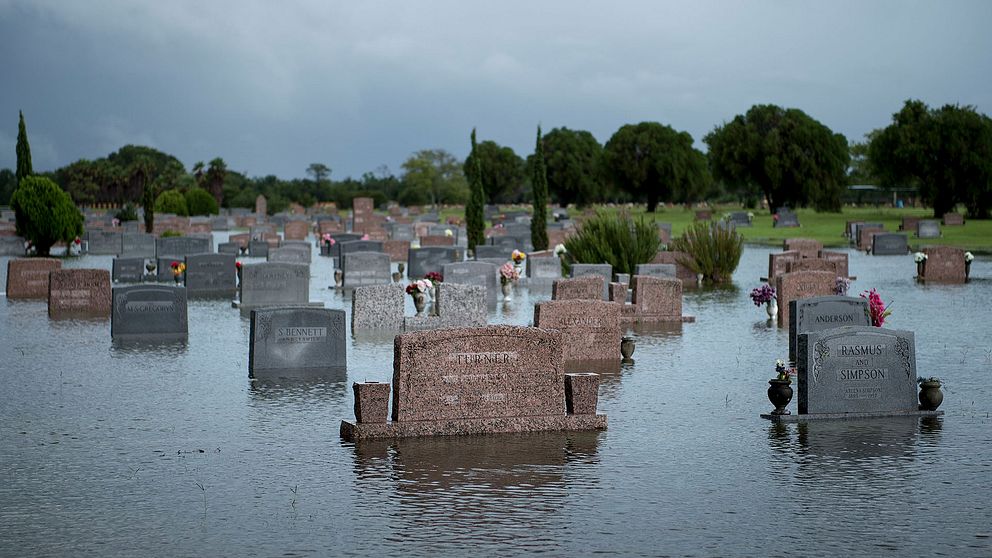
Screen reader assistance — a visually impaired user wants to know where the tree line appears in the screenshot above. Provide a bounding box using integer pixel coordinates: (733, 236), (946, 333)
(4, 99), (992, 220)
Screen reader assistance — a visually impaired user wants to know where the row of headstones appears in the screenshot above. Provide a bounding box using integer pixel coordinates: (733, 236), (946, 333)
(698, 208), (799, 227)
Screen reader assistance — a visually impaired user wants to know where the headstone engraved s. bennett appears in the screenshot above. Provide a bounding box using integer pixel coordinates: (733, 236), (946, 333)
(788, 296), (871, 365)
(796, 326), (925, 416)
(340, 325), (607, 440)
(48, 269), (111, 318)
(111, 285), (188, 341)
(249, 307), (346, 378)
(6, 258), (62, 299)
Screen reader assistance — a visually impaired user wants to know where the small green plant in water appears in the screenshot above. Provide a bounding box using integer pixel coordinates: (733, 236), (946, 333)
(562, 211), (660, 276)
(670, 222), (743, 283)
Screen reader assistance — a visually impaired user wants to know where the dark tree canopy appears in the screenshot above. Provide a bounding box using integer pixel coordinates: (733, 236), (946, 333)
(11, 176), (83, 255)
(530, 126), (549, 251)
(705, 104), (849, 213)
(463, 139), (525, 204)
(16, 111), (33, 181)
(465, 129), (486, 252)
(604, 122), (709, 212)
(539, 127), (603, 208)
(869, 100), (992, 219)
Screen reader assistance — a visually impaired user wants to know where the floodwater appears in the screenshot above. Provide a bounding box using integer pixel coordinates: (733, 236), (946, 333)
(2, 237), (991, 557)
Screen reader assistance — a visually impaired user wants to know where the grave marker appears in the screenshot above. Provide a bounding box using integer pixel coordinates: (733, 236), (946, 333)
(351, 284), (405, 330)
(920, 246), (966, 283)
(342, 251), (391, 288)
(633, 263), (676, 279)
(527, 256), (562, 280)
(249, 307), (346, 377)
(552, 276), (604, 301)
(111, 285), (188, 340)
(871, 233), (909, 256)
(570, 263), (612, 299)
(408, 246), (459, 279)
(238, 262), (313, 310)
(942, 212), (964, 226)
(775, 270), (836, 327)
(112, 257), (146, 283)
(184, 253), (237, 298)
(86, 230), (123, 255)
(442, 261), (498, 306)
(916, 220), (941, 239)
(48, 269), (111, 318)
(788, 295), (871, 365)
(534, 299), (621, 361)
(6, 258), (61, 299)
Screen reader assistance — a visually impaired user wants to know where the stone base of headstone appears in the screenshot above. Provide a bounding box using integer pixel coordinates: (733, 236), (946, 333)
(353, 382), (390, 424)
(340, 414), (607, 441)
(565, 373), (600, 415)
(761, 410), (943, 422)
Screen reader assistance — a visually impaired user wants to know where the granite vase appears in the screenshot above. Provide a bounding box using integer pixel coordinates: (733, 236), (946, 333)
(918, 381), (943, 411)
(413, 292), (427, 316)
(767, 379), (793, 415)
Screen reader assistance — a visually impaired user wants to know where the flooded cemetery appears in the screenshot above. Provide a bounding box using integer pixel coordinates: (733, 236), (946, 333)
(1, 204), (991, 557)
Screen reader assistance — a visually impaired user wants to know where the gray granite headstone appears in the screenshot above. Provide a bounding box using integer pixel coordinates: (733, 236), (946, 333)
(408, 246), (459, 279)
(797, 326), (918, 415)
(775, 211), (800, 228)
(248, 240), (269, 258)
(111, 285), (188, 341)
(871, 233), (909, 255)
(0, 236), (25, 256)
(268, 245), (311, 264)
(112, 257), (146, 283)
(351, 284), (404, 330)
(341, 251), (391, 288)
(250, 224), (276, 237)
(528, 256), (562, 280)
(633, 263), (677, 279)
(86, 230), (123, 255)
(442, 261), (498, 306)
(916, 220), (941, 239)
(218, 242), (240, 255)
(210, 216), (231, 231)
(122, 233), (156, 258)
(239, 262), (311, 310)
(390, 224), (415, 241)
(404, 283), (486, 331)
(473, 244), (511, 261)
(249, 307), (346, 377)
(156, 236), (211, 259)
(339, 240), (383, 256)
(184, 253), (237, 298)
(789, 296), (871, 365)
(570, 263), (612, 299)
(728, 212), (751, 227)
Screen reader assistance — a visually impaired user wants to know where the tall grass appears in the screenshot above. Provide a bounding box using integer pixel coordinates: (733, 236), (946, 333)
(563, 211), (660, 275)
(670, 222), (743, 283)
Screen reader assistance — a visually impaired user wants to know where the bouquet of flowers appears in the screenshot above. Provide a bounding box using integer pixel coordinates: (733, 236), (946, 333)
(499, 262), (520, 285)
(749, 284), (776, 306)
(405, 279), (431, 297)
(444, 229), (454, 237)
(860, 288), (892, 327)
(170, 261), (187, 276)
(553, 243), (567, 257)
(913, 252), (927, 263)
(965, 251), (974, 263)
(834, 277), (852, 296)
(511, 250), (526, 264)
(321, 233), (335, 247)
(424, 271), (443, 286)
(774, 359), (795, 381)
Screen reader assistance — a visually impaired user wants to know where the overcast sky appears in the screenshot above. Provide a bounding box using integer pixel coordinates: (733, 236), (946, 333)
(2, 1), (990, 181)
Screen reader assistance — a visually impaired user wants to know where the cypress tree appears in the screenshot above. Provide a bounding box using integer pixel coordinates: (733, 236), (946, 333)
(466, 128), (486, 252)
(530, 125), (549, 251)
(16, 111), (33, 181)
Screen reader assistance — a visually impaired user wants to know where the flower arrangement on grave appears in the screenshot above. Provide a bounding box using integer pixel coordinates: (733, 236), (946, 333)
(170, 261), (186, 276)
(749, 284), (776, 306)
(834, 277), (852, 296)
(321, 233), (335, 247)
(499, 262), (520, 286)
(553, 243), (567, 258)
(964, 251), (974, 263)
(511, 250), (526, 264)
(774, 359), (795, 382)
(424, 271), (443, 287)
(913, 252), (927, 263)
(859, 288), (892, 327)
(405, 279), (431, 297)
(444, 229), (453, 237)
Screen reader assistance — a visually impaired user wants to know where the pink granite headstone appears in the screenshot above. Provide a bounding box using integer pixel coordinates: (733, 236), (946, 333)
(552, 276), (604, 300)
(651, 251), (698, 285)
(48, 268), (111, 318)
(786, 259), (838, 275)
(942, 212), (964, 226)
(775, 270), (836, 328)
(534, 299), (621, 361)
(6, 258), (62, 299)
(630, 276), (686, 322)
(921, 246), (966, 283)
(283, 221), (309, 241)
(858, 226), (883, 251)
(783, 238), (822, 260)
(383, 240), (410, 262)
(768, 251), (801, 281)
(818, 251), (850, 278)
(419, 235), (455, 246)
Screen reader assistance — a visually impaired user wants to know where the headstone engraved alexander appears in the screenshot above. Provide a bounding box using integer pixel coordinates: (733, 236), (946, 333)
(788, 296), (871, 365)
(112, 257), (146, 283)
(916, 220), (941, 239)
(238, 262), (314, 311)
(797, 326), (920, 415)
(156, 236), (210, 259)
(339, 325), (606, 440)
(570, 263), (612, 300)
(6, 258), (61, 299)
(871, 233), (909, 256)
(407, 246), (459, 279)
(48, 269), (111, 318)
(184, 253), (237, 298)
(249, 307), (346, 377)
(111, 285), (188, 340)
(775, 270), (836, 328)
(534, 300), (621, 361)
(351, 284), (404, 330)
(527, 256), (562, 280)
(552, 276), (604, 301)
(85, 230), (123, 255)
(442, 261), (498, 306)
(342, 251), (392, 288)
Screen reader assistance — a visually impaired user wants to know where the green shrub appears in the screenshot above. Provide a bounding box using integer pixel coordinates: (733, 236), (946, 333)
(11, 176), (83, 256)
(160, 230), (183, 238)
(185, 187), (219, 216)
(562, 210), (660, 275)
(154, 189), (188, 216)
(670, 222), (743, 283)
(115, 203), (138, 222)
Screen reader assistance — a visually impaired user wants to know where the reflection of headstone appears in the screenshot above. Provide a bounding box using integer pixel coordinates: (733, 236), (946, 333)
(775, 270), (836, 327)
(796, 326), (922, 416)
(788, 296), (871, 365)
(351, 284), (404, 330)
(340, 325), (606, 440)
(184, 253), (237, 298)
(112, 257), (146, 283)
(871, 233), (908, 255)
(5, 258), (61, 299)
(249, 307), (346, 377)
(534, 299), (621, 362)
(342, 251), (392, 288)
(48, 269), (111, 318)
(916, 220), (941, 239)
(111, 285), (188, 341)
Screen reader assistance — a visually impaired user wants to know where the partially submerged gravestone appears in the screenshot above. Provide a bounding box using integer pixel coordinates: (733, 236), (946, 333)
(407, 246), (459, 279)
(570, 263), (612, 299)
(775, 270), (836, 328)
(621, 276), (694, 323)
(237, 262), (319, 313)
(184, 253), (237, 298)
(818, 251), (850, 279)
(111, 285), (188, 341)
(785, 258), (838, 275)
(767, 251), (801, 281)
(268, 245), (311, 264)
(783, 325), (939, 419)
(783, 238), (821, 260)
(48, 269), (111, 319)
(249, 307), (346, 378)
(527, 255), (562, 281)
(651, 251), (698, 285)
(443, 261), (498, 307)
(6, 258), (61, 299)
(552, 276), (604, 301)
(403, 283), (487, 331)
(340, 325), (607, 440)
(342, 251), (391, 289)
(920, 245), (967, 283)
(85, 230), (123, 255)
(871, 233), (909, 256)
(788, 295), (871, 365)
(534, 299), (621, 362)
(351, 284), (405, 331)
(156, 236), (211, 259)
(112, 257), (146, 283)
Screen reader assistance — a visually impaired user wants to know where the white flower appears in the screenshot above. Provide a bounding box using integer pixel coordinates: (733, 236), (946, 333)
(553, 243), (567, 257)
(964, 251), (974, 262)
(444, 229), (453, 237)
(913, 252), (927, 263)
